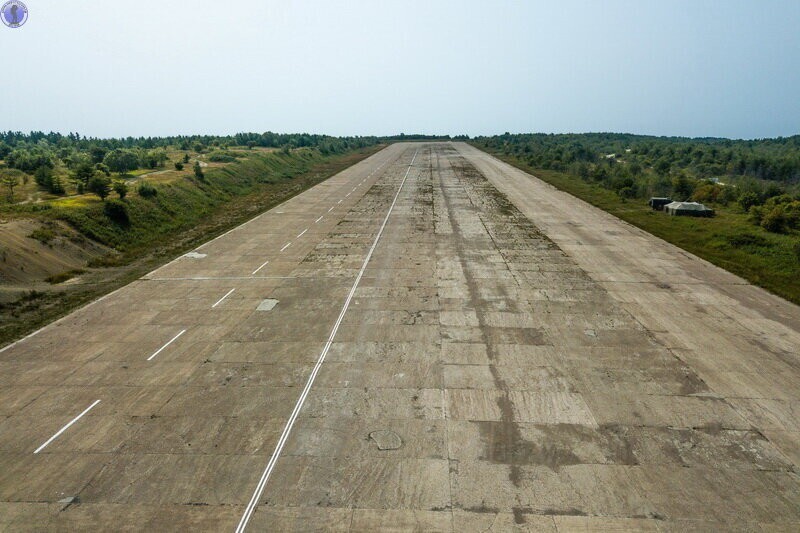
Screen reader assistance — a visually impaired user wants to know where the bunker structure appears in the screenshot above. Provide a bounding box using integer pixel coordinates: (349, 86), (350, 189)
(664, 201), (715, 217)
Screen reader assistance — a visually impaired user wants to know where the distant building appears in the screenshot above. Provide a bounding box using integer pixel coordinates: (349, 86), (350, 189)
(664, 201), (715, 217)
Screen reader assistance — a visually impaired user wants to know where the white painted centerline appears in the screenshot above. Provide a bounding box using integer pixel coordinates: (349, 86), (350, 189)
(235, 148), (419, 533)
(33, 400), (101, 454)
(280, 242), (291, 252)
(315, 216), (323, 223)
(212, 288), (236, 308)
(147, 329), (186, 361)
(251, 260), (269, 275)
(296, 229), (307, 238)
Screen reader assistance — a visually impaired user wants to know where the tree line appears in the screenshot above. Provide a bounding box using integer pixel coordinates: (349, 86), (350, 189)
(0, 131), (381, 201)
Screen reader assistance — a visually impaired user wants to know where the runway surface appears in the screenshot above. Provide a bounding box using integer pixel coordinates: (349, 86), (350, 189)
(1, 142), (798, 531)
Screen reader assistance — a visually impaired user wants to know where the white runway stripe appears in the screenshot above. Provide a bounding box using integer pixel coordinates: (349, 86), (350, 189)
(33, 400), (101, 454)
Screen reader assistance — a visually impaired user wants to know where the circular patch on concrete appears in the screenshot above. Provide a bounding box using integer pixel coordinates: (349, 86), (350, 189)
(369, 429), (403, 450)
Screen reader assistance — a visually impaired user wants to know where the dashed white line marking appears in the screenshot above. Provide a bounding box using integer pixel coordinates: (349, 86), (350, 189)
(328, 206), (334, 212)
(235, 148), (419, 533)
(280, 242), (291, 252)
(297, 229), (307, 238)
(345, 192), (351, 198)
(34, 400), (101, 454)
(315, 216), (323, 223)
(251, 260), (269, 275)
(147, 329), (186, 361)
(212, 288), (236, 308)
(337, 199), (343, 204)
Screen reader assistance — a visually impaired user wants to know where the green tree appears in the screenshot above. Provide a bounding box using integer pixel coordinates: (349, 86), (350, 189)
(1, 172), (20, 201)
(672, 173), (694, 200)
(113, 180), (128, 200)
(193, 161), (204, 180)
(73, 161), (96, 187)
(88, 175), (112, 201)
(103, 149), (139, 175)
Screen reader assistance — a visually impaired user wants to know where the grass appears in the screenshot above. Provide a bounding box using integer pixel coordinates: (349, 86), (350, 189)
(482, 151), (800, 305)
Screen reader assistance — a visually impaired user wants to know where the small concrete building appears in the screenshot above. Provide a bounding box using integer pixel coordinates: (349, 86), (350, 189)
(664, 201), (714, 217)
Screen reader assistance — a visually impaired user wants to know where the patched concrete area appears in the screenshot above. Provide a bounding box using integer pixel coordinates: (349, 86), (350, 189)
(0, 143), (798, 531)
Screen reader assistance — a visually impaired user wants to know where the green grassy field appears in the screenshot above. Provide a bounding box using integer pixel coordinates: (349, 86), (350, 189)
(484, 152), (800, 305)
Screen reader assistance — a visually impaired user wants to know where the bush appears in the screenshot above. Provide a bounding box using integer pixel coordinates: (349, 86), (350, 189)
(738, 191), (761, 212)
(794, 241), (800, 262)
(207, 151), (237, 163)
(29, 227), (56, 244)
(618, 186), (636, 199)
(761, 206), (786, 233)
(174, 161), (184, 171)
(193, 161), (204, 180)
(103, 198), (129, 225)
(113, 180), (128, 199)
(137, 182), (157, 198)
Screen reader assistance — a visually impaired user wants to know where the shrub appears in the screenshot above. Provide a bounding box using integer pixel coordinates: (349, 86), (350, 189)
(207, 151), (237, 163)
(137, 182), (157, 198)
(794, 241), (800, 262)
(738, 191), (762, 211)
(103, 198), (129, 225)
(174, 161), (184, 171)
(193, 161), (204, 180)
(113, 180), (128, 199)
(29, 227), (56, 244)
(618, 186), (636, 199)
(761, 206), (786, 233)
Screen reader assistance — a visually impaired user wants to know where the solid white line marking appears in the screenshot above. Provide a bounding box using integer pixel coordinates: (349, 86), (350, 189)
(297, 229), (307, 238)
(280, 242), (291, 252)
(251, 260), (269, 275)
(34, 400), (101, 454)
(147, 276), (291, 281)
(147, 329), (186, 361)
(235, 148), (418, 533)
(315, 216), (323, 223)
(212, 288), (236, 308)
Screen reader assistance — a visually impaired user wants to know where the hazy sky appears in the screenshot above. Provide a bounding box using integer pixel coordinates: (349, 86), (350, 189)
(1, 0), (798, 139)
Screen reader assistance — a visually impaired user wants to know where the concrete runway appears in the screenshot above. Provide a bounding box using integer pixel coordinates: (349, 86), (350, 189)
(0, 142), (798, 531)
